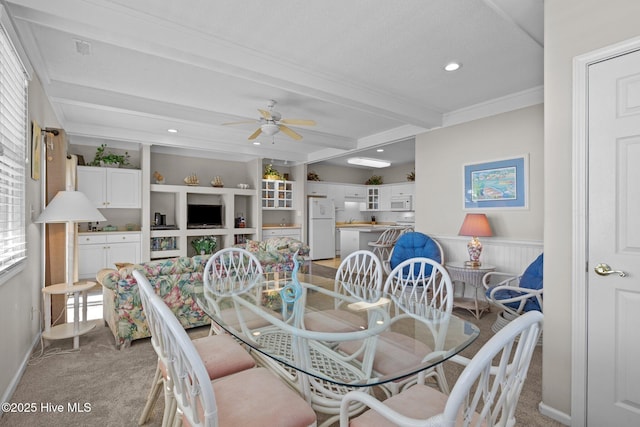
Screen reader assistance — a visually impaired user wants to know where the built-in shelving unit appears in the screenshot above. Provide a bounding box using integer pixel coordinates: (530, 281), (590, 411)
(149, 184), (258, 259)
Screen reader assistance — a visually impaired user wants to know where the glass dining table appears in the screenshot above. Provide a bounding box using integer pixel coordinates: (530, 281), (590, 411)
(193, 271), (479, 390)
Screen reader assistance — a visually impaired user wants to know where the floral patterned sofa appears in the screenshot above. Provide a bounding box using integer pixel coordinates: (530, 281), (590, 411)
(96, 255), (212, 349)
(233, 237), (311, 276)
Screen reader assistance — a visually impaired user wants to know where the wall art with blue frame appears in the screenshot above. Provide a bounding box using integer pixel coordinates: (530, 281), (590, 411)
(463, 155), (528, 210)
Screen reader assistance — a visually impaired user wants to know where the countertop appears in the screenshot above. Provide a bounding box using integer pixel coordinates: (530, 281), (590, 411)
(335, 222), (396, 230)
(78, 230), (141, 235)
(262, 224), (302, 229)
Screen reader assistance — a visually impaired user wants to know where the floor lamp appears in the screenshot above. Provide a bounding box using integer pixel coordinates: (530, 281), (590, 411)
(36, 190), (106, 348)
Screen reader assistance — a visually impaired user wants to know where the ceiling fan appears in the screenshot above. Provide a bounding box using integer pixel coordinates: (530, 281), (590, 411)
(224, 100), (316, 141)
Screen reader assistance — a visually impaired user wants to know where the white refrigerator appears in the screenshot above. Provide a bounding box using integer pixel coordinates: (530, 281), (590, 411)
(308, 197), (336, 260)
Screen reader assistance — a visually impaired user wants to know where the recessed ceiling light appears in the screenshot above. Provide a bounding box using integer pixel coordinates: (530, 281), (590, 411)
(376, 149), (384, 152)
(253, 141), (261, 145)
(167, 128), (178, 133)
(444, 62), (461, 72)
(347, 157), (391, 168)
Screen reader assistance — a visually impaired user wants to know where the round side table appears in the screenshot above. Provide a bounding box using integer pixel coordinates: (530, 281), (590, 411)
(42, 281), (97, 349)
(445, 262), (495, 319)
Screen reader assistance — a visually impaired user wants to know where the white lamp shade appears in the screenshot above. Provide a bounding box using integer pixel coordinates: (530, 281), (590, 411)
(35, 191), (106, 223)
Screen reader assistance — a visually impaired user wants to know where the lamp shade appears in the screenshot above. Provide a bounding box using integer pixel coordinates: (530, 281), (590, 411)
(35, 191), (106, 223)
(458, 213), (492, 237)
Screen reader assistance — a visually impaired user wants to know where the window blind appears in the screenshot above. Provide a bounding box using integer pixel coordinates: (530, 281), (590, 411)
(0, 22), (28, 279)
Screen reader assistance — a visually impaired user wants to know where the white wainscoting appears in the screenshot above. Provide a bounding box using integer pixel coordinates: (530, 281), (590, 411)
(434, 235), (543, 281)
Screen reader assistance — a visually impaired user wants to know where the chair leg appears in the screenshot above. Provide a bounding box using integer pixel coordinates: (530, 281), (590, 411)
(138, 362), (163, 425)
(434, 365), (450, 394)
(162, 378), (177, 427)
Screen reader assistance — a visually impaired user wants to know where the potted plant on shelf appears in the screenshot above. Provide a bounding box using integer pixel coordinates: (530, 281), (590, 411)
(365, 175), (383, 185)
(191, 236), (217, 255)
(407, 170), (415, 181)
(307, 170), (321, 181)
(89, 143), (130, 168)
(263, 164), (281, 180)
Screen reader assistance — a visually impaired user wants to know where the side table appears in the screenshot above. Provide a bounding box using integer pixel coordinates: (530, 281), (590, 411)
(445, 262), (495, 319)
(42, 281), (97, 349)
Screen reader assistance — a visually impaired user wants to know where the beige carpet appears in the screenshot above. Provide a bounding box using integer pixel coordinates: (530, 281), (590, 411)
(1, 263), (562, 427)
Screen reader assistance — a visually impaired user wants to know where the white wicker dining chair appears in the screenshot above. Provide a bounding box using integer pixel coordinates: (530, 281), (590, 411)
(203, 247), (265, 335)
(338, 257), (454, 397)
(339, 310), (544, 427)
(136, 269), (317, 427)
(304, 250), (383, 333)
(367, 226), (404, 261)
(133, 270), (256, 426)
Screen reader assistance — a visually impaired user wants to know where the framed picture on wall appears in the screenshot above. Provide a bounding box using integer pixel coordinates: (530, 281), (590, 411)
(463, 155), (528, 210)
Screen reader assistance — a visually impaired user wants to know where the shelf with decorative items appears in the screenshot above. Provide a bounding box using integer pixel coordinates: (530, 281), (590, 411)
(148, 184), (258, 259)
(261, 179), (294, 209)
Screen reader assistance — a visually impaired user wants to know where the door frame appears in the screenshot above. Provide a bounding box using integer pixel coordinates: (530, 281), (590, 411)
(571, 35), (640, 426)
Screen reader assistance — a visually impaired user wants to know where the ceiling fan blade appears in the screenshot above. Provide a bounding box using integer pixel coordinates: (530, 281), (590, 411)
(280, 118), (316, 126)
(258, 109), (272, 120)
(248, 128), (263, 140)
(278, 124), (303, 140)
(222, 120), (258, 126)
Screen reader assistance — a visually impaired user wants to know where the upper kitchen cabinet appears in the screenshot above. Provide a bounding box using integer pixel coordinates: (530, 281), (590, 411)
(77, 166), (141, 209)
(391, 182), (415, 198)
(365, 185), (391, 211)
(306, 181), (328, 197)
(261, 179), (294, 209)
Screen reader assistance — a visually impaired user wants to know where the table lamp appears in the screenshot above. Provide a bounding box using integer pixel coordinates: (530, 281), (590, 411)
(35, 190), (106, 287)
(458, 213), (492, 267)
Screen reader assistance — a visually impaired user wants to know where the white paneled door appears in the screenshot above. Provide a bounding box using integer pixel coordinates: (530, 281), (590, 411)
(587, 48), (640, 425)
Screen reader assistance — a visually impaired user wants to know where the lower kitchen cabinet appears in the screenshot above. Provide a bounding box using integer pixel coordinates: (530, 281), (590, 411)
(78, 232), (141, 279)
(262, 227), (302, 241)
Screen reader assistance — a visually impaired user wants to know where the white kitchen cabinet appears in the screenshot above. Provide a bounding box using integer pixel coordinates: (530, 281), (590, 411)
(343, 185), (366, 199)
(306, 182), (328, 197)
(78, 232), (141, 279)
(262, 227), (302, 240)
(378, 186), (392, 211)
(366, 186), (379, 210)
(391, 183), (415, 198)
(262, 179), (294, 209)
(77, 166), (141, 209)
(365, 186), (391, 211)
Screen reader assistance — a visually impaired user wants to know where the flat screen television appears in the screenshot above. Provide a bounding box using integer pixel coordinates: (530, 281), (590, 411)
(187, 204), (223, 228)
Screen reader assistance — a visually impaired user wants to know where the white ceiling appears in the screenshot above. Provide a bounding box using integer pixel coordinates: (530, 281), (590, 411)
(4, 0), (543, 167)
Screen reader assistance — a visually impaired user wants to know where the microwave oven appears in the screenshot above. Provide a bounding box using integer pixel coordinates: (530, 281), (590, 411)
(390, 195), (412, 211)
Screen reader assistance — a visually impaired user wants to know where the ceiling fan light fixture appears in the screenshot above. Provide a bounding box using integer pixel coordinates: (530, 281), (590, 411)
(261, 123), (280, 136)
(347, 157), (391, 168)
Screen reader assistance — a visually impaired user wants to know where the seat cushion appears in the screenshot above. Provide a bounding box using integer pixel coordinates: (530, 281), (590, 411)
(192, 334), (256, 379)
(339, 331), (433, 376)
(519, 253), (544, 290)
(351, 383), (485, 427)
(212, 367), (316, 427)
(350, 384), (447, 427)
(390, 232), (441, 275)
(304, 309), (367, 333)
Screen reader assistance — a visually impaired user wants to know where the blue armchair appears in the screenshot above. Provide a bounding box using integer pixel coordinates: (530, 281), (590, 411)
(483, 253), (543, 333)
(383, 232), (444, 276)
